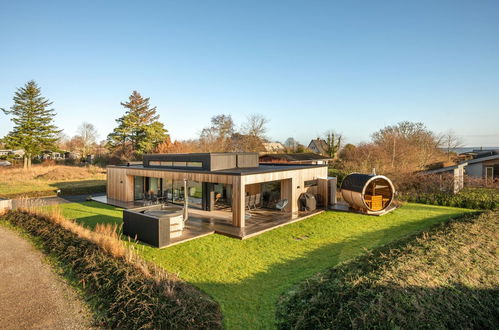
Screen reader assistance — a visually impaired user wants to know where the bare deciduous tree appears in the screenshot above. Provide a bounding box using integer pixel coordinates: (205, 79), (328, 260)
(440, 130), (463, 162)
(242, 114), (268, 139)
(199, 114), (235, 152)
(76, 122), (99, 157)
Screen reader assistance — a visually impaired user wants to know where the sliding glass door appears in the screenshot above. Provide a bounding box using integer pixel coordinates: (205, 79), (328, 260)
(134, 176), (144, 200)
(187, 181), (203, 209)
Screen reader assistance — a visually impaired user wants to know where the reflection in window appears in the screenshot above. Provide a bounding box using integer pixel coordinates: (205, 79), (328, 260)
(173, 161), (187, 167)
(304, 179), (318, 187)
(187, 161), (202, 168)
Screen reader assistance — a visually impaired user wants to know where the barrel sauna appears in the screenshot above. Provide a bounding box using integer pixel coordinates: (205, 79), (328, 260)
(340, 173), (395, 213)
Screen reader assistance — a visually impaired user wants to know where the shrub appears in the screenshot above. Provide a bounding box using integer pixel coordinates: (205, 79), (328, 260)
(399, 188), (498, 210)
(1, 210), (222, 329)
(276, 211), (497, 329)
(393, 173), (498, 210)
(327, 168), (349, 186)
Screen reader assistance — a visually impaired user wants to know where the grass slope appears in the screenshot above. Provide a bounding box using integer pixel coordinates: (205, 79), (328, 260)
(276, 210), (497, 329)
(0, 165), (106, 198)
(55, 202), (474, 329)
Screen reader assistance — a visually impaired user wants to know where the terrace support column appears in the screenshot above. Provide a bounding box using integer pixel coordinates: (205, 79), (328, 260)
(281, 178), (297, 213)
(232, 176), (246, 228)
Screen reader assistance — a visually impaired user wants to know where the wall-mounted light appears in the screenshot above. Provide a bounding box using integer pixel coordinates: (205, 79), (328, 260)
(120, 180), (123, 184)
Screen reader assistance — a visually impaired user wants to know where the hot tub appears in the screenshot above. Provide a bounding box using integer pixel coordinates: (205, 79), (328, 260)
(123, 204), (185, 247)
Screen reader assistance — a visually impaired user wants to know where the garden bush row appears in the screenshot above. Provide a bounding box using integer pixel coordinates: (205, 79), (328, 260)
(398, 188), (498, 210)
(0, 210), (222, 329)
(276, 210), (498, 329)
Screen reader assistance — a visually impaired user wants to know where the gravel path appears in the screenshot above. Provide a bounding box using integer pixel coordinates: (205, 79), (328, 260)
(0, 226), (94, 329)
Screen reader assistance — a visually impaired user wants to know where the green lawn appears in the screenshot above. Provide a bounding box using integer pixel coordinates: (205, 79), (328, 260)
(55, 202), (474, 329)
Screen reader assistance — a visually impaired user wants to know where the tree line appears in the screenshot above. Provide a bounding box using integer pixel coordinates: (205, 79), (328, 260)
(0, 81), (274, 167)
(1, 80), (461, 174)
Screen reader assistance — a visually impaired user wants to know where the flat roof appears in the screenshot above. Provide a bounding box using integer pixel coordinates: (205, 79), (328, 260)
(109, 163), (327, 176)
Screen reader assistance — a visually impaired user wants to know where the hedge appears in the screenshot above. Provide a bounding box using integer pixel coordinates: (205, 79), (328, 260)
(276, 211), (498, 329)
(398, 188), (498, 210)
(0, 210), (222, 329)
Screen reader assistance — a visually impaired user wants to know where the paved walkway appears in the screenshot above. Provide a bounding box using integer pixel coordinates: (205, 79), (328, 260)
(0, 226), (94, 329)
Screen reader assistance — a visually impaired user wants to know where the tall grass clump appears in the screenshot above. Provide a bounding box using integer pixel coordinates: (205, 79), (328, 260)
(0, 207), (222, 329)
(276, 211), (498, 329)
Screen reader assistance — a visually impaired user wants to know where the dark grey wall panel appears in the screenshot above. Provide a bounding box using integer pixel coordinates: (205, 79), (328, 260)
(237, 153), (259, 168)
(143, 152), (259, 171)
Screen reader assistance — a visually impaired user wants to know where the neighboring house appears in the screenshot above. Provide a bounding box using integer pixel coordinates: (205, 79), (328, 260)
(11, 149), (25, 158)
(262, 142), (285, 154)
(425, 154), (499, 182)
(259, 153), (332, 165)
(308, 139), (329, 156)
(105, 152), (329, 230)
(41, 151), (64, 160)
(64, 151), (81, 160)
(0, 149), (25, 159)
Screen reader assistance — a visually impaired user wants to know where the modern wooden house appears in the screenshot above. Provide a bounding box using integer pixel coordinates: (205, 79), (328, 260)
(106, 152), (329, 230)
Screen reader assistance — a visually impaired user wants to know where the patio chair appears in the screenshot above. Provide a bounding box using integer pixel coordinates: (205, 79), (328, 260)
(245, 195), (251, 211)
(249, 194), (256, 210)
(143, 192), (151, 205)
(254, 193), (261, 209)
(150, 192), (157, 204)
(275, 199), (289, 212)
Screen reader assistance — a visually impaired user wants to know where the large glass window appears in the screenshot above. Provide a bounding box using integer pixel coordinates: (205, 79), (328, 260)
(162, 178), (173, 201)
(172, 180), (185, 204)
(214, 183), (232, 209)
(187, 181), (203, 208)
(134, 176), (144, 200)
(261, 181), (281, 208)
(147, 177), (161, 196)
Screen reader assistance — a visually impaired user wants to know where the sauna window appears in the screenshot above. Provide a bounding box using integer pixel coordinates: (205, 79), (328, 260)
(304, 179), (318, 187)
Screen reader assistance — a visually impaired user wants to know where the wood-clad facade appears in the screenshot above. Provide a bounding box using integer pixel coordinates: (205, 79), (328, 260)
(106, 153), (328, 228)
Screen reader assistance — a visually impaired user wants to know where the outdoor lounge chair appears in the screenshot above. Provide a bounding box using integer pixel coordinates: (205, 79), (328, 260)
(276, 199), (288, 212)
(249, 194), (256, 210)
(245, 195), (251, 211)
(255, 193), (261, 209)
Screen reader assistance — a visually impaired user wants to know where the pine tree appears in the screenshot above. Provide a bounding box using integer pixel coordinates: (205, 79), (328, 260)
(107, 91), (169, 159)
(1, 81), (61, 168)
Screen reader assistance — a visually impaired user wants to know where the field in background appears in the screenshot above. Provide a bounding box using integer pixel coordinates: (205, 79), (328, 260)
(0, 165), (106, 199)
(54, 201), (474, 328)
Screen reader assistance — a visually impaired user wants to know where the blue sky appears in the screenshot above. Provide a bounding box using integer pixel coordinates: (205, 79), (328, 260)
(1, 0), (498, 146)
